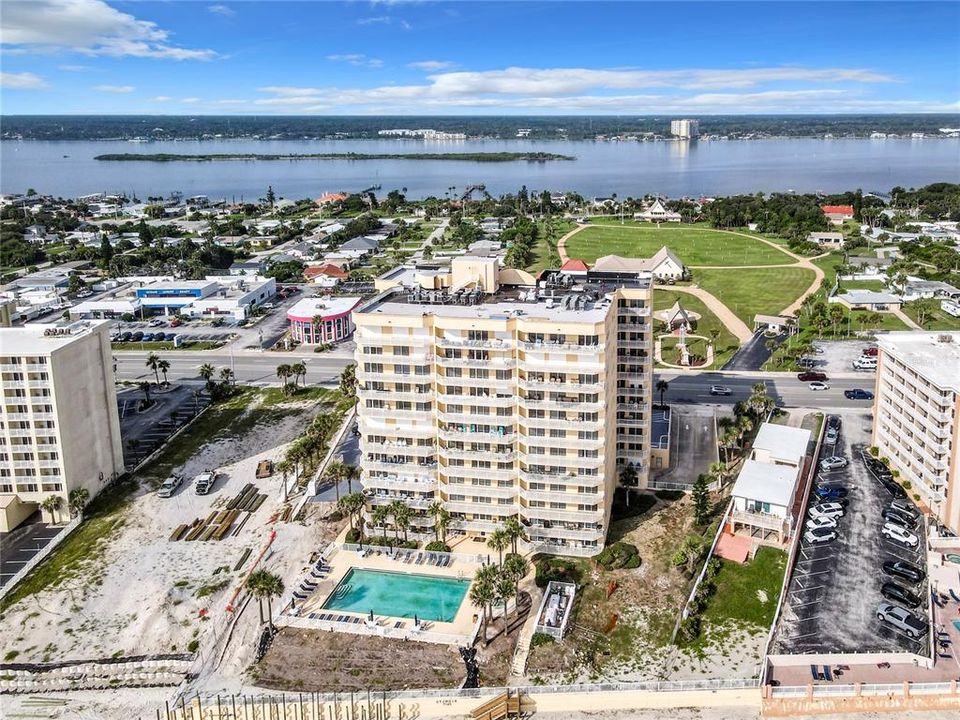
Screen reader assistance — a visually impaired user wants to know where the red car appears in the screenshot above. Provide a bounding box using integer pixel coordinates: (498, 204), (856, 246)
(862, 347), (879, 357)
(798, 371), (828, 382)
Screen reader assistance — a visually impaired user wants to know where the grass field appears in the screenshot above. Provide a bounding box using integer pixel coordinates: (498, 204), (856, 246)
(565, 224), (795, 267)
(694, 267), (816, 325)
(701, 547), (786, 630)
(901, 300), (960, 331)
(653, 291), (739, 367)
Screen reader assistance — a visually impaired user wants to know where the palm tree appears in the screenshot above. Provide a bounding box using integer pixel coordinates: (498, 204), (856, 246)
(68, 487), (90, 518)
(655, 379), (669, 408)
(157, 358), (171, 386)
(219, 367), (234, 386)
(503, 516), (525, 555)
(709, 461), (730, 487)
(389, 500), (411, 543)
(291, 362), (307, 388)
(708, 328), (721, 347)
(338, 492), (366, 537)
(436, 508), (451, 545)
(310, 314), (324, 345)
(737, 415), (754, 448)
(428, 501), (444, 541)
(276, 363), (292, 388)
(246, 569), (284, 630)
(469, 565), (497, 644)
(495, 570), (517, 623)
(199, 363), (215, 390)
(503, 553), (529, 615)
(138, 380), (152, 406)
(339, 364), (357, 398)
(41, 495), (63, 524)
(487, 529), (510, 567)
(145, 352), (161, 385)
(371, 504), (390, 536)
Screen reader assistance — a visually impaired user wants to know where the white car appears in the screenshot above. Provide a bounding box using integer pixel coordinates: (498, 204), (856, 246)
(805, 515), (839, 531)
(809, 502), (845, 520)
(820, 456), (849, 471)
(157, 474), (183, 498)
(881, 522), (919, 548)
(809, 381), (830, 391)
(804, 527), (837, 544)
(709, 385), (732, 396)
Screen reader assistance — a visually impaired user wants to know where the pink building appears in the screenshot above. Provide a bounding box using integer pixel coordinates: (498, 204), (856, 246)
(287, 296), (362, 344)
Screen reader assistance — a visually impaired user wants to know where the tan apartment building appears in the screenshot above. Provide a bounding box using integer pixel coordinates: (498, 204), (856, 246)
(0, 320), (124, 531)
(872, 331), (960, 534)
(353, 256), (653, 557)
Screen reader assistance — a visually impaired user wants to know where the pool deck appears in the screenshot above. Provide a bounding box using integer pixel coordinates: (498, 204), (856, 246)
(279, 535), (491, 644)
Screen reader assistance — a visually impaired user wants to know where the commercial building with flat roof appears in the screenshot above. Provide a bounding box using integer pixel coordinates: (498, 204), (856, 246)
(287, 296), (363, 344)
(0, 320), (124, 531)
(872, 332), (960, 534)
(352, 256), (653, 557)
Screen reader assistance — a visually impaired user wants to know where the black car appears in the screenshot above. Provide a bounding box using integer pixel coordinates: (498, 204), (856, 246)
(882, 507), (918, 529)
(881, 582), (922, 609)
(154, 331), (166, 341)
(120, 331), (133, 342)
(882, 560), (925, 585)
(826, 415), (842, 431)
(879, 476), (907, 499)
(132, 331), (144, 341)
(844, 389), (874, 400)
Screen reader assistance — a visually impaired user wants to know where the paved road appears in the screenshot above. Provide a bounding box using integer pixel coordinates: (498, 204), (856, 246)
(658, 372), (876, 410)
(113, 347), (356, 385)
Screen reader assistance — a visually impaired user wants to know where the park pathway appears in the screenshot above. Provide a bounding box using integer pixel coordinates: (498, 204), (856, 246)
(891, 306), (922, 330)
(655, 285), (753, 342)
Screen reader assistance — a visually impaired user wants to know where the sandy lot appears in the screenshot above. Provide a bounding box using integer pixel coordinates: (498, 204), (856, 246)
(0, 395), (339, 665)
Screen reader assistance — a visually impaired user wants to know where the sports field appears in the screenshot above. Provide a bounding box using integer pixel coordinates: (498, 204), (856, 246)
(565, 224), (795, 266)
(694, 267), (817, 326)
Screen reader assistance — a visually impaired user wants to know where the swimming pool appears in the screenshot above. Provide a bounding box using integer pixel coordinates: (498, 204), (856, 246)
(322, 568), (470, 623)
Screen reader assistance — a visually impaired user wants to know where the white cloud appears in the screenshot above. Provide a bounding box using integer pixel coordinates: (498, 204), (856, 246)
(325, 53), (383, 68)
(408, 60), (457, 71)
(180, 97), (201, 104)
(57, 63), (88, 71)
(93, 83), (134, 93)
(1, 0), (216, 60)
(357, 16), (391, 26)
(1, 71), (48, 89)
(151, 95), (173, 102)
(400, 20), (412, 31)
(207, 4), (235, 17)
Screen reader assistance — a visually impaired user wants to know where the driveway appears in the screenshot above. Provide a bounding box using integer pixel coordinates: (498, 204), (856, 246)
(650, 404), (720, 489)
(118, 384), (211, 468)
(773, 409), (928, 655)
(723, 331), (786, 371)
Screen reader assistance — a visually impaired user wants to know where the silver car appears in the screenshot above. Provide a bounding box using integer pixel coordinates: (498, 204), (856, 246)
(876, 602), (927, 638)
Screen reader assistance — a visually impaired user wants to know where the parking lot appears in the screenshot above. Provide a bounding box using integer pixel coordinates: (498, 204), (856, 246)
(773, 408), (929, 655)
(117, 384), (212, 468)
(808, 339), (880, 378)
(0, 514), (58, 589)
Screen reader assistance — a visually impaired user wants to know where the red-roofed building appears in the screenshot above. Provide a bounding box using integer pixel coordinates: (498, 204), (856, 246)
(316, 192), (349, 206)
(303, 263), (348, 287)
(560, 258), (590, 274)
(821, 205), (855, 226)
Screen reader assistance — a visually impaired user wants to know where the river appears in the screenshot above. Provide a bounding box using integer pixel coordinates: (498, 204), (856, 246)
(1, 137), (957, 200)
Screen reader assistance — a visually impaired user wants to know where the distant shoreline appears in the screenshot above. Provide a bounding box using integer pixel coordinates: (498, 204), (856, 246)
(93, 151), (576, 162)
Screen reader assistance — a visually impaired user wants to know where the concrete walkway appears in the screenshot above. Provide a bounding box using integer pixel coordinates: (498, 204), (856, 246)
(656, 285), (753, 342)
(891, 306), (922, 330)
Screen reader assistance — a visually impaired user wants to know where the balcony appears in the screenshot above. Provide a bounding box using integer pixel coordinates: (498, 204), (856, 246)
(359, 389), (434, 403)
(437, 411), (504, 426)
(12, 460), (36, 469)
(438, 393), (516, 408)
(437, 375), (515, 391)
(355, 333), (430, 347)
(364, 475), (438, 493)
(436, 337), (512, 350)
(362, 407), (435, 423)
(449, 517), (507, 534)
(436, 355), (516, 370)
(522, 398), (604, 413)
(357, 370), (434, 384)
(4, 428), (34, 437)
(0, 380), (24, 390)
(439, 428), (516, 443)
(363, 441), (435, 455)
(518, 341), (604, 355)
(358, 420), (435, 438)
(524, 524), (604, 541)
(519, 356), (605, 372)
(367, 494), (434, 510)
(441, 465), (515, 481)
(365, 460), (437, 474)
(442, 482), (517, 499)
(440, 447), (515, 462)
(520, 487), (603, 504)
(520, 454), (603, 470)
(522, 506), (603, 523)
(520, 435), (603, 451)
(0, 364), (22, 372)
(519, 469), (602, 485)
(519, 416), (601, 430)
(519, 378), (603, 393)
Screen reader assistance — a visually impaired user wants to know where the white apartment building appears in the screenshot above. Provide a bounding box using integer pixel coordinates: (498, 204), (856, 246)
(353, 256), (653, 557)
(872, 332), (960, 534)
(0, 320), (124, 531)
(670, 119), (700, 139)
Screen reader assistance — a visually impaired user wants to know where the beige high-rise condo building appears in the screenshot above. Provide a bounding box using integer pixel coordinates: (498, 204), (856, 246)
(872, 332), (960, 534)
(0, 320), (124, 531)
(353, 256), (653, 557)
(670, 119), (700, 139)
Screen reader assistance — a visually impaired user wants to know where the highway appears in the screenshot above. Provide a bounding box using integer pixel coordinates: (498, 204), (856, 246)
(115, 347), (876, 411)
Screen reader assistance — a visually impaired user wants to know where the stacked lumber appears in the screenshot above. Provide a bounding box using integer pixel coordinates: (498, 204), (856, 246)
(169, 483), (268, 542)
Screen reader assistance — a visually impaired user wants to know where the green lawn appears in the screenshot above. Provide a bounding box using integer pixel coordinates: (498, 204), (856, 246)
(565, 224), (795, 267)
(837, 279), (887, 291)
(653, 290), (739, 367)
(901, 300), (960, 331)
(812, 253), (844, 292)
(525, 219), (574, 274)
(701, 546), (786, 630)
(694, 267), (817, 325)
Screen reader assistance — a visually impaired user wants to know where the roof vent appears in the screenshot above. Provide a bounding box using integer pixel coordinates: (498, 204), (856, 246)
(936, 334), (954, 344)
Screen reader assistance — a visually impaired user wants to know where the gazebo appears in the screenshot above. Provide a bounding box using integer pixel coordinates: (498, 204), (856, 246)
(656, 300), (700, 332)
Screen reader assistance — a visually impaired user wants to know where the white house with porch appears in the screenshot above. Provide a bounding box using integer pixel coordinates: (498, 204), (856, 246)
(634, 199), (681, 223)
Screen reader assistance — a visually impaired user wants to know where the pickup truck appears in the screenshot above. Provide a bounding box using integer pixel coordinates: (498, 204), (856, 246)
(194, 470), (216, 495)
(158, 474), (183, 498)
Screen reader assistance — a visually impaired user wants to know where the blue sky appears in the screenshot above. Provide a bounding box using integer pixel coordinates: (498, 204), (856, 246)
(1, 0), (958, 115)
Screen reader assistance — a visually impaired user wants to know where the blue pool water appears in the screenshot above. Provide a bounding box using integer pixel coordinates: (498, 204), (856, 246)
(322, 569), (470, 623)
(953, 619), (960, 632)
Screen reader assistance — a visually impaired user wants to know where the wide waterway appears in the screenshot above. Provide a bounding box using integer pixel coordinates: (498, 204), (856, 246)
(2, 137), (957, 200)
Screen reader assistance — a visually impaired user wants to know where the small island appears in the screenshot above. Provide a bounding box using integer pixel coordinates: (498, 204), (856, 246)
(93, 151), (575, 163)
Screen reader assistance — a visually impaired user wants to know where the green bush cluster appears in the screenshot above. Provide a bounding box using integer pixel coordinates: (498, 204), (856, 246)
(425, 541), (451, 552)
(534, 557), (582, 588)
(596, 542), (641, 571)
(530, 632), (555, 649)
(676, 558), (723, 645)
